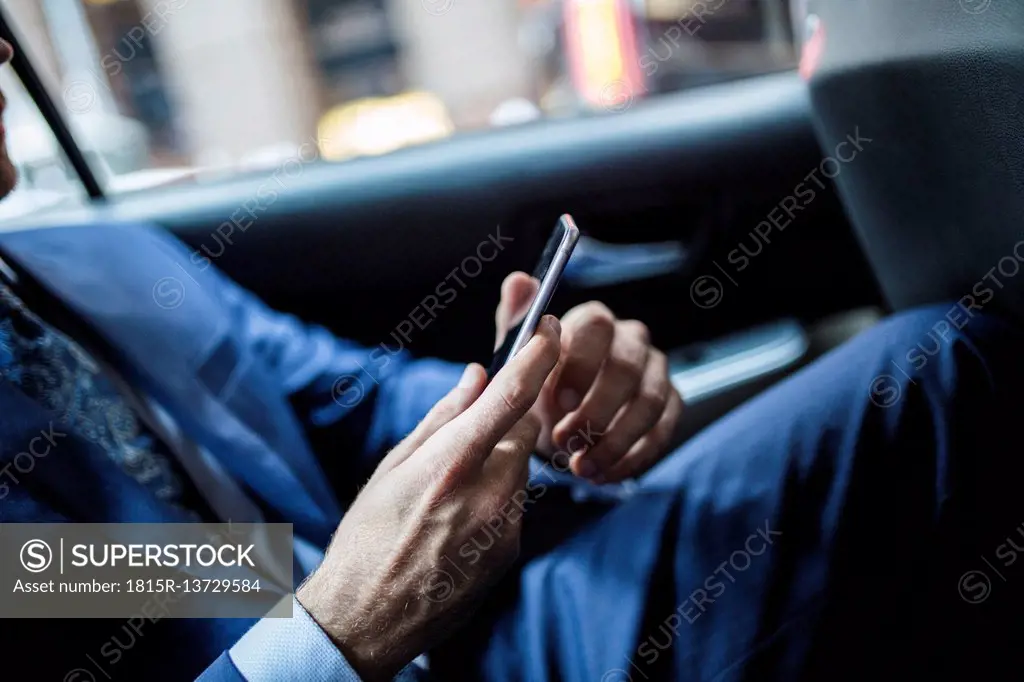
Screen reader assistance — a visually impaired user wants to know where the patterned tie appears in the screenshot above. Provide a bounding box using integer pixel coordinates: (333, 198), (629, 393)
(0, 281), (206, 516)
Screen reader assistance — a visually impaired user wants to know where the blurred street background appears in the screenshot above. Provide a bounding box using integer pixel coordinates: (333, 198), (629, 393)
(0, 0), (797, 214)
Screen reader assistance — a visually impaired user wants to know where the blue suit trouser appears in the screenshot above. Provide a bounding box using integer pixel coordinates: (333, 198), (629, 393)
(434, 304), (1024, 682)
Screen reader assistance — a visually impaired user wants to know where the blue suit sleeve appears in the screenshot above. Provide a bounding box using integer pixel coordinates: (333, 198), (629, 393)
(196, 652), (245, 682)
(205, 256), (464, 469)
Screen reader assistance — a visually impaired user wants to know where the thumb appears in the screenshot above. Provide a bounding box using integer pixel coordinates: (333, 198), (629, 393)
(495, 271), (539, 351)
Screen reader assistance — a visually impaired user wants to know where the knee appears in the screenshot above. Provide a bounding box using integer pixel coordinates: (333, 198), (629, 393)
(877, 303), (985, 378)
(853, 302), (1024, 409)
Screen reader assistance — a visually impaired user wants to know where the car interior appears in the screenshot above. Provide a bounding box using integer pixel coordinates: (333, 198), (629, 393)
(4, 0), (1024, 677)
(0, 0), (891, 449)
(0, 0), (1020, 474)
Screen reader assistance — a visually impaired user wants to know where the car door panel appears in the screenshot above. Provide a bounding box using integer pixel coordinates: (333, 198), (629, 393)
(8, 72), (881, 374)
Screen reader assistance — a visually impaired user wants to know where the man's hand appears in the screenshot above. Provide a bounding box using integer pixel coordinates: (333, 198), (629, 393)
(495, 272), (683, 483)
(297, 316), (561, 682)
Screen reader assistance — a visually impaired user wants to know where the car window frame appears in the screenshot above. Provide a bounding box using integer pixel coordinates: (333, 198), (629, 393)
(0, 5), (105, 202)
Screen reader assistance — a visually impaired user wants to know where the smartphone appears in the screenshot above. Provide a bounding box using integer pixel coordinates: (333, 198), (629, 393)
(487, 214), (580, 380)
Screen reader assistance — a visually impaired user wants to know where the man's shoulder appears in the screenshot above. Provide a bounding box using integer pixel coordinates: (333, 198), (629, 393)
(0, 222), (192, 289)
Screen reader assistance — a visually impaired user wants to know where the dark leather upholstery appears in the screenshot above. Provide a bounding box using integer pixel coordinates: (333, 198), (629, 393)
(806, 0), (1024, 319)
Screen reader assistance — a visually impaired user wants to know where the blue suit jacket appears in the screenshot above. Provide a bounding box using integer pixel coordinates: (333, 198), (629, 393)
(0, 223), (461, 680)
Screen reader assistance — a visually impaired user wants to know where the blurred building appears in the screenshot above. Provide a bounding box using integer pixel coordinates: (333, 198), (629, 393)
(385, 0), (533, 127)
(0, 0), (794, 185)
(5, 0), (531, 169)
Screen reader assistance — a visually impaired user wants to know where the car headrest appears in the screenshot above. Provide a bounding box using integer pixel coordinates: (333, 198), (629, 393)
(805, 0), (1024, 320)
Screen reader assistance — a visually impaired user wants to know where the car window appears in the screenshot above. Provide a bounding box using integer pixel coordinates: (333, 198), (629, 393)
(0, 64), (87, 220)
(1, 0), (796, 195)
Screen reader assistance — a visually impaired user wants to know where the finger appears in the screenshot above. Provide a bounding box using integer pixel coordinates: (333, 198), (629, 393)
(548, 302), (616, 426)
(380, 363), (486, 474)
(572, 349), (669, 479)
(448, 315), (561, 466)
(553, 320), (649, 453)
(494, 272), (539, 351)
(601, 389), (683, 483)
(531, 351), (567, 454)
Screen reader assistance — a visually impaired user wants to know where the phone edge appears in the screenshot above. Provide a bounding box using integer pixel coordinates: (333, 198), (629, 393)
(505, 215), (581, 361)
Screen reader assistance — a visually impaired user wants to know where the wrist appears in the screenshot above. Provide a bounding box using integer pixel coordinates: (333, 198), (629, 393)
(297, 575), (398, 682)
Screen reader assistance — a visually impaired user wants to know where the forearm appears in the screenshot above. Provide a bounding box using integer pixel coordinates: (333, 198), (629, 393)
(363, 356), (465, 454)
(211, 261), (463, 466)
